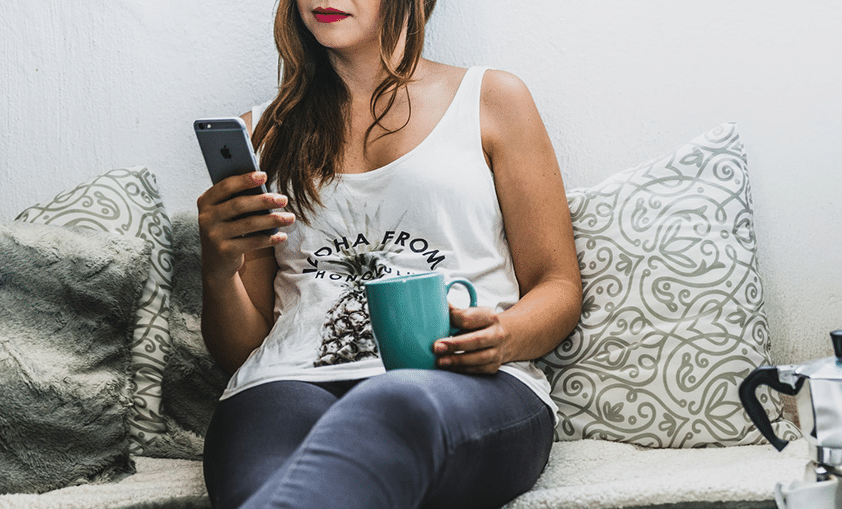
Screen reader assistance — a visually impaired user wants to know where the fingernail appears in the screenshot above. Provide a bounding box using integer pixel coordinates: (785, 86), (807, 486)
(438, 357), (451, 367)
(433, 342), (447, 354)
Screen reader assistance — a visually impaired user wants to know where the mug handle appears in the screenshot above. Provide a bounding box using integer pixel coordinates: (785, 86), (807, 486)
(446, 278), (477, 335)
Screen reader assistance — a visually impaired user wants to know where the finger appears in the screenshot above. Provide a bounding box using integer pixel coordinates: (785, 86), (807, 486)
(437, 347), (498, 367)
(434, 317), (505, 353)
(437, 349), (502, 374)
(203, 215), (286, 250)
(226, 229), (288, 253)
(433, 336), (486, 356)
(220, 210), (294, 240)
(202, 202), (292, 247)
(199, 171), (273, 207)
(223, 192), (289, 222)
(449, 306), (498, 331)
(208, 189), (292, 236)
(198, 175), (288, 233)
(206, 228), (289, 271)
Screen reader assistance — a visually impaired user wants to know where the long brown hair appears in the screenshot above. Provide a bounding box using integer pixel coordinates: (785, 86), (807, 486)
(252, 0), (438, 224)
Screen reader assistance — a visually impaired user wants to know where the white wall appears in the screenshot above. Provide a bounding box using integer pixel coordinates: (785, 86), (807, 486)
(3, 0), (840, 363)
(1, 0), (278, 221)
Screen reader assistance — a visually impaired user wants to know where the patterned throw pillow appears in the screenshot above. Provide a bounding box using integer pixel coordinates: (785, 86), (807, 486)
(146, 211), (230, 460)
(16, 167), (174, 455)
(537, 124), (800, 447)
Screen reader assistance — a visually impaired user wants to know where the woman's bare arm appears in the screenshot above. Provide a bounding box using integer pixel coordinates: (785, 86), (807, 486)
(434, 70), (582, 374)
(197, 112), (294, 374)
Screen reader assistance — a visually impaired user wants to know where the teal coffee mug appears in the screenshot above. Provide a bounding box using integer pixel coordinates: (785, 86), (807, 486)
(364, 272), (478, 370)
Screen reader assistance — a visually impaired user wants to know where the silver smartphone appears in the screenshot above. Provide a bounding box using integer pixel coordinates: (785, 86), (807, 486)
(194, 117), (278, 236)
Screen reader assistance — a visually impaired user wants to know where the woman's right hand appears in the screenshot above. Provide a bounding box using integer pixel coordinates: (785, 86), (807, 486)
(197, 171), (295, 281)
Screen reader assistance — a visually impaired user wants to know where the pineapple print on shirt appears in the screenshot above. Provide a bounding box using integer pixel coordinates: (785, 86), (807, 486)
(304, 202), (448, 367)
(314, 250), (394, 366)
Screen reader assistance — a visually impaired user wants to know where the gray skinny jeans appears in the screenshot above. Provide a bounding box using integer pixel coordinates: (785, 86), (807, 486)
(203, 369), (554, 509)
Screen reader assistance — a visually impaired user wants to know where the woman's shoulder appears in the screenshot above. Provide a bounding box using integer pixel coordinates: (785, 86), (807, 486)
(477, 69), (544, 160)
(480, 69), (534, 112)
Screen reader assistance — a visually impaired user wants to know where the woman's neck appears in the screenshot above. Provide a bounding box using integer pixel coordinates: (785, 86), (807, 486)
(327, 29), (415, 104)
(332, 53), (387, 101)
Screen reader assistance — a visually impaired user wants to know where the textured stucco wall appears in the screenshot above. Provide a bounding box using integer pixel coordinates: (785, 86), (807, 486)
(1, 0), (278, 221)
(2, 0), (841, 364)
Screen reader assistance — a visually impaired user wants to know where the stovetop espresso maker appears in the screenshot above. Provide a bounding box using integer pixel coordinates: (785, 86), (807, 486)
(740, 330), (842, 508)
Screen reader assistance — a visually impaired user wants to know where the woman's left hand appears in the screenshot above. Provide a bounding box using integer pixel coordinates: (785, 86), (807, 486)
(433, 306), (512, 375)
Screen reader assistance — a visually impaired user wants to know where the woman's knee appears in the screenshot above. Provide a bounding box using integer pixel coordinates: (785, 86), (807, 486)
(345, 370), (450, 424)
(203, 381), (341, 509)
(331, 370), (458, 456)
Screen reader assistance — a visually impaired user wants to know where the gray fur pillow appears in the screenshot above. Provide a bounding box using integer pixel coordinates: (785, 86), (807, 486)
(0, 222), (150, 494)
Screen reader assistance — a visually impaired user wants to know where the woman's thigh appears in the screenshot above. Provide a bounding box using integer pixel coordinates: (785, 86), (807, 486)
(349, 370), (554, 509)
(202, 380), (355, 509)
(406, 371), (555, 509)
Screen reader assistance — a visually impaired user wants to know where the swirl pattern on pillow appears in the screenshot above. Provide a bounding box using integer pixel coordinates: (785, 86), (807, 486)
(538, 123), (799, 447)
(16, 167), (174, 455)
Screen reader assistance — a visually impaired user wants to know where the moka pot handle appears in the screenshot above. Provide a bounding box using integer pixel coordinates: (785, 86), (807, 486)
(739, 365), (804, 452)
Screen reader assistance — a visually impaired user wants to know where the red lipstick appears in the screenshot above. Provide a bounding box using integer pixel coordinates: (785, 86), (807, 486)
(313, 7), (350, 23)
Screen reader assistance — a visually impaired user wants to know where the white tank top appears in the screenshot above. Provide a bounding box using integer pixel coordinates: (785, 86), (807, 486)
(222, 67), (557, 416)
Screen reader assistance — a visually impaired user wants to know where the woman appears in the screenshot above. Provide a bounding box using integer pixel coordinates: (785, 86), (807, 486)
(198, 0), (582, 507)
